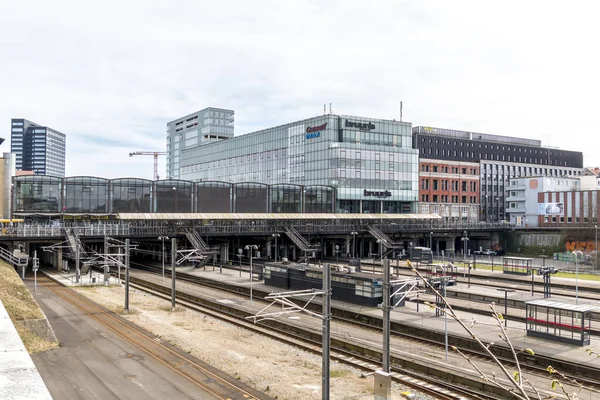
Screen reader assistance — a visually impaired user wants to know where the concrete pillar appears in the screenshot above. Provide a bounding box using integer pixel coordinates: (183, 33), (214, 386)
(220, 244), (228, 262)
(291, 246), (296, 260)
(368, 240), (373, 259)
(345, 237), (351, 257)
(265, 239), (272, 259)
(56, 248), (62, 272)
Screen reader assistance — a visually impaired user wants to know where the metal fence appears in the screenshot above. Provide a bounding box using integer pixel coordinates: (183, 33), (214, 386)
(2, 219), (512, 238)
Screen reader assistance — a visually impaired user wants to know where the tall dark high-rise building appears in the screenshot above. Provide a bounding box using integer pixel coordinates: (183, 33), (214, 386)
(10, 119), (66, 177)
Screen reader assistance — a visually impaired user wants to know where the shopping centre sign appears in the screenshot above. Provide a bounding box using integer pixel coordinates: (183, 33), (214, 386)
(345, 120), (376, 131)
(364, 189), (392, 198)
(305, 123), (327, 139)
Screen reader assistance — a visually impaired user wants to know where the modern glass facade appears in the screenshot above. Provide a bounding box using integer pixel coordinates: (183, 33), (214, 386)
(64, 177), (109, 213)
(111, 178), (153, 213)
(10, 119), (66, 177)
(14, 175), (61, 213)
(12, 176), (335, 215)
(166, 108), (234, 180)
(179, 114), (419, 213)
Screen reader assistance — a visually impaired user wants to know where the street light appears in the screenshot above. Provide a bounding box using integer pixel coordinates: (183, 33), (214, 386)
(572, 250), (583, 304)
(158, 235), (169, 280)
(271, 234), (280, 262)
(350, 232), (358, 258)
(376, 238), (387, 263)
(461, 231), (469, 260)
(245, 244), (259, 305)
(429, 231), (433, 253)
(595, 225), (598, 270)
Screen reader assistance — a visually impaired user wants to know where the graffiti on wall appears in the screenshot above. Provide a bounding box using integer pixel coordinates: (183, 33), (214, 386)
(565, 241), (597, 252)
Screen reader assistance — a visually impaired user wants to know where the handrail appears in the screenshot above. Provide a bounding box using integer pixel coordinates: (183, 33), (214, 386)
(0, 247), (28, 267)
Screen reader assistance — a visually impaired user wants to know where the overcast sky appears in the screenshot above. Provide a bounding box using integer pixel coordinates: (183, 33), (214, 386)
(1, 1), (598, 179)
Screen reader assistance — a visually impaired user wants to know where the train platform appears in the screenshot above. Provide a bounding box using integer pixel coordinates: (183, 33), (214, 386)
(0, 300), (52, 400)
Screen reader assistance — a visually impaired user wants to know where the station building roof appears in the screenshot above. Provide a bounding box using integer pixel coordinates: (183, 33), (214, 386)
(116, 213), (443, 221)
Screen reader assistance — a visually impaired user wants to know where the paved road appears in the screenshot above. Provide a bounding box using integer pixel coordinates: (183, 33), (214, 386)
(26, 278), (226, 400)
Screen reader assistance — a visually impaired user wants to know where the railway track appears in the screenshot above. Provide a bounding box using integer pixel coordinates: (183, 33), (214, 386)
(130, 263), (600, 387)
(124, 272), (501, 400)
(125, 263), (600, 398)
(37, 274), (273, 400)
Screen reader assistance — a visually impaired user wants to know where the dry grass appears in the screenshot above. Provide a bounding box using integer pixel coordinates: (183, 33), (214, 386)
(0, 262), (43, 321)
(15, 324), (59, 354)
(107, 305), (140, 315)
(0, 261), (58, 353)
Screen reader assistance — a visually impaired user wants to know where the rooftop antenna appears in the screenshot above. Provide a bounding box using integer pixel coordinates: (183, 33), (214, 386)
(329, 103), (332, 114)
(324, 104), (326, 115)
(400, 101), (403, 122)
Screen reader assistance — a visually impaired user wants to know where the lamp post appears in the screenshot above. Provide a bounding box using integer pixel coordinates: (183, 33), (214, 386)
(158, 236), (169, 280)
(429, 231), (433, 254)
(245, 244), (258, 305)
(376, 238), (387, 263)
(572, 250), (583, 304)
(461, 231), (469, 261)
(272, 233), (280, 262)
(594, 225), (598, 269)
(350, 231), (358, 258)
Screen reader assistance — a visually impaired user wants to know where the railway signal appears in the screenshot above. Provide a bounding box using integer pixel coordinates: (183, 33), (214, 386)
(537, 266), (558, 298)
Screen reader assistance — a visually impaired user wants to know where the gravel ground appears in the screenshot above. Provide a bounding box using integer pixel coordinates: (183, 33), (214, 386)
(74, 285), (435, 400)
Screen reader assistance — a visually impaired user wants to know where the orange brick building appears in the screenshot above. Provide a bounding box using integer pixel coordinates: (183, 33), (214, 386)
(418, 159), (480, 221)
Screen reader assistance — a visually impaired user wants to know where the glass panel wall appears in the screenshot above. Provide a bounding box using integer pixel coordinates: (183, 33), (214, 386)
(197, 181), (231, 212)
(235, 183), (268, 212)
(64, 176), (108, 213)
(14, 176), (61, 213)
(305, 186), (335, 213)
(156, 180), (193, 212)
(111, 178), (152, 212)
(270, 184), (301, 213)
(339, 199), (360, 214)
(362, 200), (380, 214)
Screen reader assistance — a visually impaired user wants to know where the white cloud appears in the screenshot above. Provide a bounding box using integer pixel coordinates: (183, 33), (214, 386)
(0, 0), (599, 179)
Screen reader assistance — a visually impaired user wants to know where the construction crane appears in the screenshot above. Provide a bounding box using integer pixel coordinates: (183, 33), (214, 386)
(129, 151), (167, 181)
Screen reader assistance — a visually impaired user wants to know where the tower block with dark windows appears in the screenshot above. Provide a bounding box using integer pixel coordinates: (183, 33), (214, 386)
(11, 119), (66, 177)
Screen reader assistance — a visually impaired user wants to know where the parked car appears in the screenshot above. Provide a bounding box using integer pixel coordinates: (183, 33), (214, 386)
(474, 249), (497, 256)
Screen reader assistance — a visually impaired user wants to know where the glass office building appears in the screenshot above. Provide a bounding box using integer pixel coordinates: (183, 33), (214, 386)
(179, 114), (419, 213)
(10, 119), (66, 177)
(166, 108), (234, 180)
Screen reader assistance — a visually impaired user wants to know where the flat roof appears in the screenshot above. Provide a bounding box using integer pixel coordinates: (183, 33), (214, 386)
(116, 213), (442, 221)
(502, 257), (534, 261)
(526, 299), (595, 312)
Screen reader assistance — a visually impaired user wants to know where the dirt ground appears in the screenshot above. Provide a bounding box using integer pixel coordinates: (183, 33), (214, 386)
(74, 284), (434, 400)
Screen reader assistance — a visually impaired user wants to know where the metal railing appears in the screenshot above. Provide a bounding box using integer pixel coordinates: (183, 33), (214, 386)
(0, 246), (28, 267)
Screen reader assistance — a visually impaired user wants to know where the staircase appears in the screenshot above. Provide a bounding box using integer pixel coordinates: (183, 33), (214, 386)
(185, 228), (209, 252)
(63, 228), (88, 259)
(185, 228), (216, 268)
(367, 225), (402, 260)
(285, 226), (320, 254)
